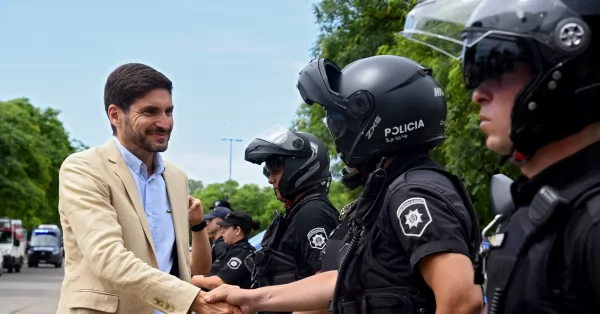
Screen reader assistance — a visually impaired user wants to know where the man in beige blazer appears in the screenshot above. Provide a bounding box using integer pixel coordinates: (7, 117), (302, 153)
(56, 63), (239, 314)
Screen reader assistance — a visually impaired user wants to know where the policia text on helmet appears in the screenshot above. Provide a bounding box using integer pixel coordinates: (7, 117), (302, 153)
(403, 0), (600, 313)
(297, 55), (483, 314)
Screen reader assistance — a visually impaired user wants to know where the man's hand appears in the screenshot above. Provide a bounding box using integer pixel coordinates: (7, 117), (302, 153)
(189, 195), (204, 226)
(191, 291), (242, 314)
(203, 285), (256, 314)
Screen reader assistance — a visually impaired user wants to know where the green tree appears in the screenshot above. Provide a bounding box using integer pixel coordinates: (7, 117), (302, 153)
(0, 98), (84, 231)
(188, 179), (204, 195)
(192, 180), (280, 237)
(192, 179), (357, 237)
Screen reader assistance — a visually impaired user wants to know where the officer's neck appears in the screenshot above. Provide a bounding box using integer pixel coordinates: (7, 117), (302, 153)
(291, 186), (317, 203)
(521, 124), (600, 178)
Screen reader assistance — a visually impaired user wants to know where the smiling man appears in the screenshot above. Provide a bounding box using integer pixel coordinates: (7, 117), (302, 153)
(56, 63), (238, 314)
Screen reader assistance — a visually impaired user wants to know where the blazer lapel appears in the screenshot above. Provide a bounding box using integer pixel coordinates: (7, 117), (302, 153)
(104, 139), (157, 257)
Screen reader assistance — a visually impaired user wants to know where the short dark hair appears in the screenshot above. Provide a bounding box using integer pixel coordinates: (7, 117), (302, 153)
(104, 63), (173, 132)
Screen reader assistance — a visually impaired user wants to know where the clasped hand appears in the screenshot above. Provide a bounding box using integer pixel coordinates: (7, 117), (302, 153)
(201, 284), (257, 314)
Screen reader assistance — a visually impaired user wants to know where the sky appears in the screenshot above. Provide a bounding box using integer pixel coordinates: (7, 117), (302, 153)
(0, 0), (320, 188)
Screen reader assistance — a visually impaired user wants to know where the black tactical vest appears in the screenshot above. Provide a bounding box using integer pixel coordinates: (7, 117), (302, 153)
(320, 201), (355, 272)
(247, 193), (338, 314)
(333, 167), (480, 314)
(209, 240), (255, 288)
(485, 174), (600, 314)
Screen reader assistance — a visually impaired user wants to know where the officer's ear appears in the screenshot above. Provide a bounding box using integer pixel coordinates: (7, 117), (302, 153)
(235, 226), (241, 236)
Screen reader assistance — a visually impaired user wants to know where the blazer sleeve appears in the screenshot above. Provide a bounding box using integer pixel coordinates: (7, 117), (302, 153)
(58, 154), (200, 314)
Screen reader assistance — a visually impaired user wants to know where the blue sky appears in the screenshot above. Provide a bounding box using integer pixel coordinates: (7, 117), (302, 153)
(0, 0), (320, 187)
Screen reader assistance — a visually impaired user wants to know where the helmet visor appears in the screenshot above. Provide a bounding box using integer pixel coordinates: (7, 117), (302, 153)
(401, 0), (481, 60)
(462, 35), (537, 90)
(401, 0), (585, 60)
(253, 124), (305, 152)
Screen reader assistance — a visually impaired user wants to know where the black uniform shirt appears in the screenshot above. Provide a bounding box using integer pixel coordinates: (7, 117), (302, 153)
(277, 194), (339, 274)
(342, 153), (478, 305)
(386, 156), (476, 277)
(208, 239), (255, 289)
(504, 141), (600, 311)
(211, 236), (228, 262)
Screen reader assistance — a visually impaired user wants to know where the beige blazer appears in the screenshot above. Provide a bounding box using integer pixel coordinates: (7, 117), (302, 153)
(56, 138), (200, 314)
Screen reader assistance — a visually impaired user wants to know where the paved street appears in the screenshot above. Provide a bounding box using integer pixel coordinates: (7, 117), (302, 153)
(0, 264), (63, 314)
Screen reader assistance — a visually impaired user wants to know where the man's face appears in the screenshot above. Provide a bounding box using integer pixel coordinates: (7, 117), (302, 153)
(111, 88), (174, 153)
(206, 218), (222, 237)
(267, 165), (284, 200)
(471, 63), (532, 155)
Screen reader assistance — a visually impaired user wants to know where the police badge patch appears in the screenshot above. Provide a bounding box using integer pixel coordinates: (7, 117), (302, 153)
(396, 197), (432, 237)
(307, 227), (328, 249)
(227, 257), (242, 269)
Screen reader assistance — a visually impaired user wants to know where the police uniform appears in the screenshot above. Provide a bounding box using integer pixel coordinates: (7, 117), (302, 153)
(484, 142), (600, 314)
(211, 237), (228, 262)
(205, 206), (231, 263)
(320, 201), (353, 272)
(249, 193), (338, 314)
(252, 193), (339, 285)
(333, 154), (480, 314)
(208, 239), (256, 289)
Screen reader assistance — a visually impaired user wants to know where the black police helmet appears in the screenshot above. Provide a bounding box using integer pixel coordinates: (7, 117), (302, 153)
(297, 55), (447, 169)
(404, 0), (600, 158)
(245, 125), (332, 199)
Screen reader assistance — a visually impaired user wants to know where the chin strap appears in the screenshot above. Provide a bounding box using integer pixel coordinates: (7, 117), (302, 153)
(499, 150), (529, 167)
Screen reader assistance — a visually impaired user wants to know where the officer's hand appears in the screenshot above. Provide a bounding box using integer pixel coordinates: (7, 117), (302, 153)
(189, 195), (204, 226)
(203, 284), (256, 314)
(191, 275), (204, 287)
(191, 291), (242, 314)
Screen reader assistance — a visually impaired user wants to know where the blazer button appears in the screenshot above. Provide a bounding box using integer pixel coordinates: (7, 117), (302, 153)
(153, 298), (159, 304)
(168, 305), (175, 311)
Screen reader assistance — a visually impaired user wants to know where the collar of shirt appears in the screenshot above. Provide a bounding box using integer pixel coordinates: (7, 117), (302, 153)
(112, 136), (166, 178)
(384, 151), (440, 183)
(511, 140), (600, 207)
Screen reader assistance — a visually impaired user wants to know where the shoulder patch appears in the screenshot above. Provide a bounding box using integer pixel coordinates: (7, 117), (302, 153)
(307, 227), (328, 250)
(396, 197), (432, 237)
(227, 257), (242, 269)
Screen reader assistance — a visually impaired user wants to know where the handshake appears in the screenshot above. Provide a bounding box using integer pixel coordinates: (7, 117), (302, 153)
(193, 285), (257, 314)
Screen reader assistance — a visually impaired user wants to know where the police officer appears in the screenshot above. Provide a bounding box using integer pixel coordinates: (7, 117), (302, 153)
(203, 55), (483, 314)
(401, 0), (600, 313)
(243, 125), (339, 312)
(192, 211), (259, 291)
(204, 206), (232, 262)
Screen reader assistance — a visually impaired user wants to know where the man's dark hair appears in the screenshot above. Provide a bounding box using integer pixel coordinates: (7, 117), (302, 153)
(104, 63), (173, 133)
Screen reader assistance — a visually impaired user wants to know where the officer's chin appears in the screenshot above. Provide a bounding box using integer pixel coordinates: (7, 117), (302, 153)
(274, 188), (283, 201)
(486, 135), (514, 156)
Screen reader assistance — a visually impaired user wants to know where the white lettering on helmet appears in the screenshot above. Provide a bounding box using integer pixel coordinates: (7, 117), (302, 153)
(384, 120), (425, 137)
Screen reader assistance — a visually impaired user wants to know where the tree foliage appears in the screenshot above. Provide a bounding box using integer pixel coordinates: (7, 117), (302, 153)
(0, 98), (84, 231)
(192, 179), (355, 235)
(292, 0), (521, 224)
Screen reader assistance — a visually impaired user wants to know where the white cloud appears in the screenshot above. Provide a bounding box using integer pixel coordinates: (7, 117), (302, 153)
(162, 151), (269, 187)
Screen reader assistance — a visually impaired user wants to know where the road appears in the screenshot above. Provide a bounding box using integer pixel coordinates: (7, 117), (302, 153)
(0, 264), (63, 314)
